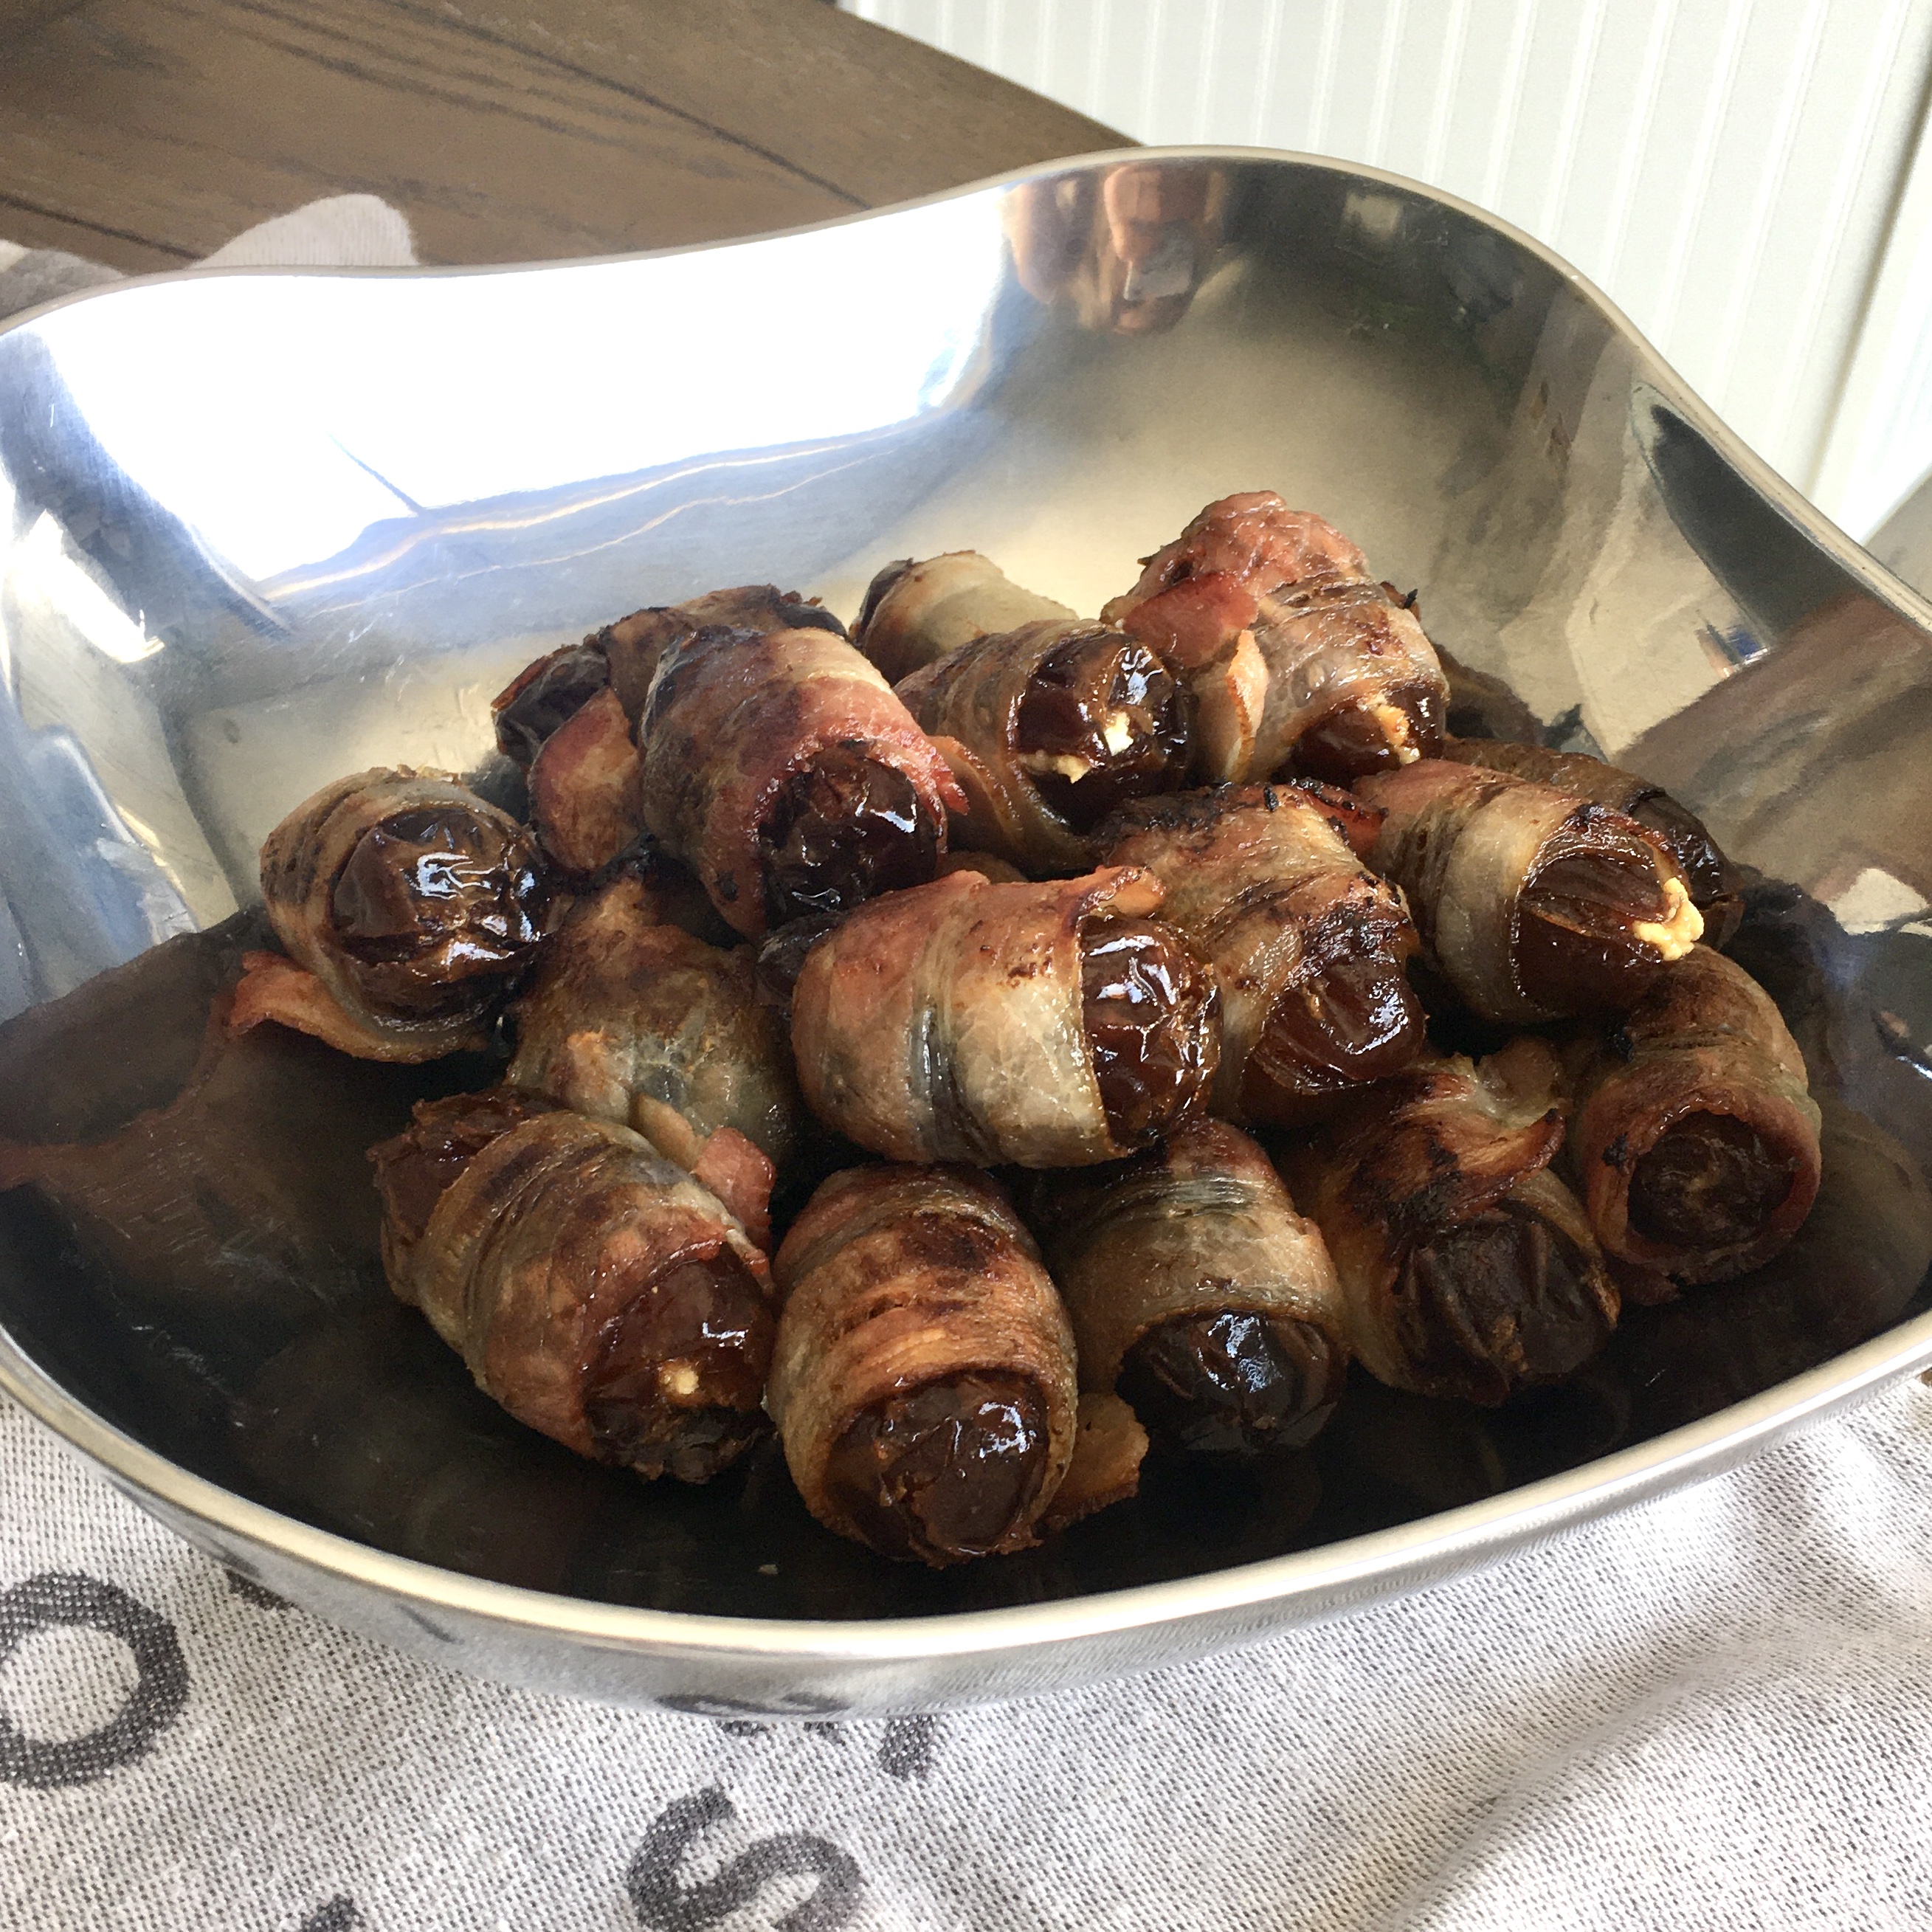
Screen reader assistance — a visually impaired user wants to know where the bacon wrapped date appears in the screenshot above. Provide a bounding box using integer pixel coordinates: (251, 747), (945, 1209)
(494, 587), (846, 876)
(1443, 736), (1743, 948)
(1281, 1041), (1619, 1404)
(1356, 759), (1703, 1024)
(854, 551), (1076, 683)
(637, 618), (965, 937)
(1565, 945), (1822, 1285)
(897, 618), (1189, 872)
(505, 869), (800, 1245)
(1100, 782), (1423, 1122)
(768, 1164), (1080, 1564)
(371, 1096), (774, 1482)
(1102, 491), (1448, 784)
(790, 866), (1219, 1166)
(1035, 1119), (1349, 1455)
(246, 767), (551, 1060)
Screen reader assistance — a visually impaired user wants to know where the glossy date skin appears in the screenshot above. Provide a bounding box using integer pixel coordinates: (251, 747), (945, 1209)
(1080, 918), (1220, 1148)
(1013, 629), (1188, 832)
(1117, 1311), (1342, 1457)
(255, 769), (552, 1059)
(823, 1372), (1052, 1565)
(330, 807), (549, 1020)
(1393, 1196), (1615, 1407)
(756, 745), (942, 927)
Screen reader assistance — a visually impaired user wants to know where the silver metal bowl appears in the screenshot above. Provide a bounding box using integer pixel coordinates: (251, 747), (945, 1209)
(2, 148), (1930, 1718)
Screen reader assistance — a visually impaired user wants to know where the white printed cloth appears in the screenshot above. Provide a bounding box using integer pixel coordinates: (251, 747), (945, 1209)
(3, 204), (1931, 1932)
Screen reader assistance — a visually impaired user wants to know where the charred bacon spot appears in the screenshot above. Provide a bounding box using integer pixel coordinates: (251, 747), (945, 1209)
(756, 745), (942, 925)
(329, 806), (549, 1018)
(1117, 1310), (1342, 1455)
(1626, 1111), (1798, 1250)
(1079, 917), (1219, 1146)
(369, 1088), (559, 1252)
(822, 1371), (1051, 1564)
(582, 1249), (775, 1483)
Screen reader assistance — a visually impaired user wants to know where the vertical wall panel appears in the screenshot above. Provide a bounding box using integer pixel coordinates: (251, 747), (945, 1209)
(843, 0), (1932, 530)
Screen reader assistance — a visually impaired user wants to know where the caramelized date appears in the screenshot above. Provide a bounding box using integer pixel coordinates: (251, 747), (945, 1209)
(492, 644), (611, 767)
(1516, 832), (1690, 1015)
(822, 1372), (1051, 1565)
(1079, 918), (1218, 1145)
(1396, 1201), (1614, 1405)
(757, 746), (940, 926)
(1246, 942), (1426, 1105)
(1292, 683), (1444, 784)
(1626, 1112), (1798, 1250)
(582, 1251), (776, 1483)
(331, 807), (548, 1017)
(1014, 632), (1187, 832)
(1117, 1311), (1342, 1456)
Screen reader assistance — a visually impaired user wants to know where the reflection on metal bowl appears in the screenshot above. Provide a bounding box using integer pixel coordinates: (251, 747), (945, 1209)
(1, 150), (1931, 1715)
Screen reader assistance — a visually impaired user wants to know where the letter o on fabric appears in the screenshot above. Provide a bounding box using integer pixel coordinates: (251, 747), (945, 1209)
(0, 1571), (189, 1787)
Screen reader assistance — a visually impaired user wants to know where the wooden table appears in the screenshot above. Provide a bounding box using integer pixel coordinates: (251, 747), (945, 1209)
(0, 0), (1122, 272)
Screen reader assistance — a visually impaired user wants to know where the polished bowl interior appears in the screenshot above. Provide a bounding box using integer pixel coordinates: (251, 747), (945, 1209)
(2, 149), (1931, 1717)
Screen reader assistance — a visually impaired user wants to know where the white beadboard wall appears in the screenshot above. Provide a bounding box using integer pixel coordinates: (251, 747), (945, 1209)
(844, 0), (1932, 534)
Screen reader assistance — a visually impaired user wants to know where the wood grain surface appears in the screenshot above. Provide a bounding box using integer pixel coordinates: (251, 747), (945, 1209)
(0, 0), (1123, 272)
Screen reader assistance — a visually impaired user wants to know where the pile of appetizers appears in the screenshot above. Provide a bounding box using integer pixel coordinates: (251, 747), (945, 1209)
(230, 491), (1824, 1568)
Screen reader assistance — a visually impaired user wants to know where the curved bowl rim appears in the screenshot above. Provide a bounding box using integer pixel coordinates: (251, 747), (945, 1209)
(3, 142), (1928, 1667)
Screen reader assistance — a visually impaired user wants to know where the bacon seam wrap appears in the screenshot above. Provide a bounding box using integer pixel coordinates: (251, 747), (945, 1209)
(1356, 759), (1702, 1024)
(255, 766), (548, 1060)
(494, 588), (850, 877)
(1566, 945), (1823, 1285)
(854, 551), (1076, 684)
(1036, 1119), (1349, 1452)
(790, 865), (1215, 1167)
(1100, 782), (1421, 1122)
(505, 871), (799, 1246)
(1103, 491), (1447, 783)
(1442, 735), (1744, 949)
(1282, 1041), (1619, 1404)
(373, 1103), (774, 1480)
(637, 623), (965, 938)
(769, 1164), (1079, 1565)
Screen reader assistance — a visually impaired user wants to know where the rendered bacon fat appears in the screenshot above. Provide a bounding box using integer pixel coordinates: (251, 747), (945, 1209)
(790, 866), (1219, 1167)
(1101, 782), (1423, 1122)
(505, 869), (800, 1244)
(855, 551), (1077, 683)
(1443, 736), (1743, 948)
(1281, 1041), (1619, 1404)
(769, 1164), (1080, 1564)
(1356, 759), (1703, 1024)
(636, 616), (965, 937)
(372, 1097), (774, 1481)
(1566, 945), (1822, 1285)
(1035, 1119), (1349, 1455)
(494, 586), (848, 877)
(1103, 491), (1448, 783)
(897, 618), (1189, 872)
(249, 767), (549, 1060)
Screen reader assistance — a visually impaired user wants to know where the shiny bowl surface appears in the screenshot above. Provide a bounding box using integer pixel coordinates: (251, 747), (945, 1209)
(2, 148), (1931, 1717)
